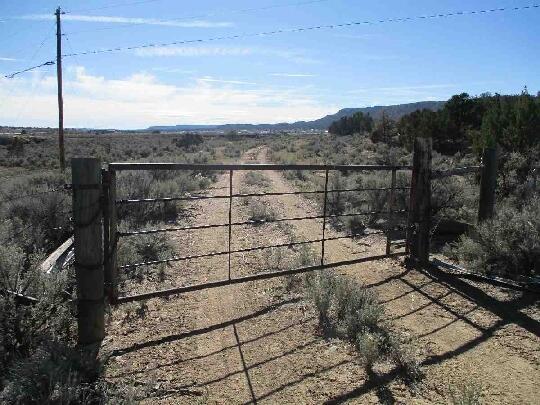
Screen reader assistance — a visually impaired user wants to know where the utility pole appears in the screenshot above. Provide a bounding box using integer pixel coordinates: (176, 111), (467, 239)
(56, 7), (66, 172)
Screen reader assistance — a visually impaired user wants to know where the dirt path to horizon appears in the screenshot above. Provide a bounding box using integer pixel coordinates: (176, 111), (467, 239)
(103, 146), (540, 404)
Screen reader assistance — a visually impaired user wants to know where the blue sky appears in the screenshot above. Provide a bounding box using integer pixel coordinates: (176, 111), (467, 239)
(1, 0), (539, 128)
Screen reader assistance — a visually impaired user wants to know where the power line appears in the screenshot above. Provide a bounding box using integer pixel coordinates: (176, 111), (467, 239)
(59, 4), (540, 58)
(4, 60), (55, 79)
(5, 3), (540, 78)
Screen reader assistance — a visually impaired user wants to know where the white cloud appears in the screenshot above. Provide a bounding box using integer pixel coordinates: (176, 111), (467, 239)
(151, 67), (196, 74)
(0, 57), (18, 61)
(341, 84), (460, 107)
(134, 46), (319, 64)
(135, 46), (252, 57)
(198, 77), (256, 85)
(270, 73), (317, 78)
(20, 14), (233, 28)
(0, 67), (336, 128)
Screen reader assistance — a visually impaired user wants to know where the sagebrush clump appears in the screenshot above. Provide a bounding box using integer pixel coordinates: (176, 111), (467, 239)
(305, 272), (422, 384)
(247, 199), (277, 223)
(447, 197), (540, 279)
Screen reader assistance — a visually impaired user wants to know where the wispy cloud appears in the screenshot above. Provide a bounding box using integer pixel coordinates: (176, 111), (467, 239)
(151, 67), (196, 74)
(20, 14), (233, 28)
(198, 76), (256, 85)
(343, 84), (458, 106)
(135, 46), (252, 57)
(135, 46), (319, 64)
(0, 57), (18, 61)
(270, 73), (317, 78)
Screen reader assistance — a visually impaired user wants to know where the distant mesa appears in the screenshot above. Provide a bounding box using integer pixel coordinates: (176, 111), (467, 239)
(148, 101), (445, 132)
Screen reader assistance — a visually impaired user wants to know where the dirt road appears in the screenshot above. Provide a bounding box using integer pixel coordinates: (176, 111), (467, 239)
(103, 147), (540, 404)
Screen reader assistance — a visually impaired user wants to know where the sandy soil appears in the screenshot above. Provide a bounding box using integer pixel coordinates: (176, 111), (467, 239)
(103, 147), (540, 404)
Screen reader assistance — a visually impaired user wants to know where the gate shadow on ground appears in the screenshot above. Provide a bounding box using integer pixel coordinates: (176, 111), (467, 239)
(416, 265), (540, 337)
(322, 264), (540, 404)
(109, 316), (315, 380)
(109, 296), (302, 358)
(233, 324), (257, 404)
(108, 266), (539, 404)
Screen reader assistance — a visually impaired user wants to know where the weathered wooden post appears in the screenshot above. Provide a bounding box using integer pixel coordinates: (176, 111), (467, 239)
(104, 167), (118, 303)
(407, 137), (432, 265)
(478, 147), (497, 222)
(72, 158), (104, 346)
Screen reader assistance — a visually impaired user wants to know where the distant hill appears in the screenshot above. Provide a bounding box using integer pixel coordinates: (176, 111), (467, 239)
(148, 101), (445, 132)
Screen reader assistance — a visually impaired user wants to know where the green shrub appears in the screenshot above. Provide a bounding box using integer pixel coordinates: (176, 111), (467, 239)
(116, 170), (204, 225)
(263, 247), (285, 271)
(0, 172), (71, 255)
(387, 334), (422, 384)
(116, 226), (173, 285)
(283, 245), (318, 292)
(0, 237), (87, 402)
(173, 132), (203, 149)
(247, 200), (277, 223)
(338, 287), (384, 340)
(244, 172), (271, 189)
(497, 151), (539, 204)
(0, 339), (99, 404)
(306, 271), (336, 328)
(355, 330), (384, 367)
(431, 174), (478, 226)
(449, 381), (483, 405)
(305, 272), (422, 384)
(447, 198), (540, 279)
(328, 173), (347, 215)
(344, 215), (366, 236)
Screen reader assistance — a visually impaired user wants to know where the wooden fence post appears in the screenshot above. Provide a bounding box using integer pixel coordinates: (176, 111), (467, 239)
(478, 147), (497, 222)
(407, 137), (432, 265)
(72, 158), (104, 346)
(104, 168), (118, 303)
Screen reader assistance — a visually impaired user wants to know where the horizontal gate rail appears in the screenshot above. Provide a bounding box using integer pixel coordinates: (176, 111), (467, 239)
(110, 162), (412, 171)
(118, 222), (228, 237)
(115, 186), (412, 205)
(118, 210), (407, 238)
(116, 252), (407, 304)
(119, 230), (387, 270)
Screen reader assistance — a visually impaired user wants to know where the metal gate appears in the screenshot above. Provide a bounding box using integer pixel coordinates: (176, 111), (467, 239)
(72, 138), (493, 346)
(102, 162), (412, 304)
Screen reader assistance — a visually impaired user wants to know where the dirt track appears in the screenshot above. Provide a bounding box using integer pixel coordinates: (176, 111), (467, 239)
(103, 147), (540, 404)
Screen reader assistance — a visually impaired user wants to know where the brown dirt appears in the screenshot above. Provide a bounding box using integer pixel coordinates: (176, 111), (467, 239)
(103, 146), (540, 404)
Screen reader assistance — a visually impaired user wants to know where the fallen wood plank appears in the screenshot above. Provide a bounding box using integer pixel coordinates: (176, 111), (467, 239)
(40, 236), (73, 274)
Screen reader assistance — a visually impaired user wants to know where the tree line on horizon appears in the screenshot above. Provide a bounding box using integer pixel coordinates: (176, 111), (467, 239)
(328, 89), (540, 156)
